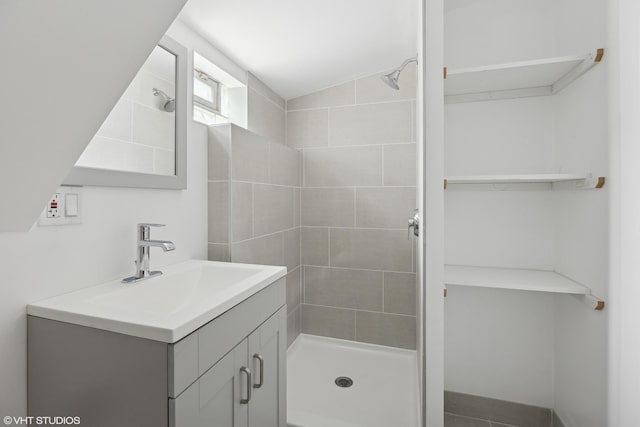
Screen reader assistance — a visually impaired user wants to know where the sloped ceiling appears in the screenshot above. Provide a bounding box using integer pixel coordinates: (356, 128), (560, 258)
(0, 0), (187, 232)
(178, 0), (418, 99)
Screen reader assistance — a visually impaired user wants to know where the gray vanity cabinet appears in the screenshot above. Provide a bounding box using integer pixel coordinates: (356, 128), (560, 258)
(170, 308), (287, 427)
(28, 278), (286, 427)
(171, 339), (248, 427)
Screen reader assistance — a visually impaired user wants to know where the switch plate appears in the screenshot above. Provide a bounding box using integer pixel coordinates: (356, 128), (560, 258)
(38, 186), (83, 226)
(65, 193), (79, 217)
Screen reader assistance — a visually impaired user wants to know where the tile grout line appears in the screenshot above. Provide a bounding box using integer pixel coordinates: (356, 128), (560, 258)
(303, 263), (415, 275)
(286, 97), (417, 113)
(293, 141), (417, 150)
(302, 303), (417, 319)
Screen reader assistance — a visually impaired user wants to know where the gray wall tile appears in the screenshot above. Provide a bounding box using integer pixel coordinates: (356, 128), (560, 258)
(283, 228), (301, 271)
(247, 88), (286, 144)
(287, 267), (301, 313)
(355, 187), (416, 229)
(231, 232), (284, 266)
(301, 188), (355, 227)
(304, 266), (383, 311)
(329, 228), (412, 272)
(253, 184), (294, 236)
(208, 125), (230, 180)
(356, 64), (417, 104)
(231, 182), (252, 242)
(384, 143), (416, 186)
(208, 182), (229, 244)
(208, 244), (230, 262)
(270, 142), (300, 186)
(287, 109), (328, 148)
(384, 272), (417, 315)
(301, 304), (355, 340)
(355, 311), (416, 349)
(444, 391), (552, 427)
(301, 227), (329, 266)
(329, 101), (413, 146)
(231, 125), (269, 183)
(248, 72), (285, 110)
(293, 188), (300, 227)
(287, 81), (355, 110)
(303, 146), (383, 187)
(287, 307), (301, 348)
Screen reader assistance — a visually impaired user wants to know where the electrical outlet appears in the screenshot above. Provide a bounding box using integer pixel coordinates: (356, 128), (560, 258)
(39, 187), (83, 226)
(46, 193), (61, 218)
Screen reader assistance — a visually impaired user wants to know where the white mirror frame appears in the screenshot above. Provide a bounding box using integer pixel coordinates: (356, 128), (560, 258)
(64, 35), (188, 189)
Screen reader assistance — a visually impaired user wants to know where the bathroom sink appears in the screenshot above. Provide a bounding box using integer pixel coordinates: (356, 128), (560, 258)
(27, 260), (286, 342)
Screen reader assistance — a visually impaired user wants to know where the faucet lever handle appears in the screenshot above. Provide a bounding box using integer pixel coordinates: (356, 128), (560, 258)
(137, 223), (165, 228)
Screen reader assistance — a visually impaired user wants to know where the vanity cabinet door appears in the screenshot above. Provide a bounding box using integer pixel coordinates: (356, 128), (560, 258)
(170, 338), (250, 427)
(248, 307), (287, 427)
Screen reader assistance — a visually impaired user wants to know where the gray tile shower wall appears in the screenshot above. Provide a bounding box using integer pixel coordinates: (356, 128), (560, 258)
(286, 64), (418, 350)
(207, 123), (302, 346)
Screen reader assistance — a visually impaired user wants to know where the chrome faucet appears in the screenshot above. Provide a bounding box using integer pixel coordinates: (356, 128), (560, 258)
(122, 223), (175, 283)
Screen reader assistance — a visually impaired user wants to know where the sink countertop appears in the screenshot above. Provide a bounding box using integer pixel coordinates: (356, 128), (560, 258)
(27, 260), (287, 343)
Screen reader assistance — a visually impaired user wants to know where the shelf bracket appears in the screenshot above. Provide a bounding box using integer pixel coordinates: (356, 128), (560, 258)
(552, 176), (606, 191)
(576, 293), (605, 311)
(552, 48), (604, 94)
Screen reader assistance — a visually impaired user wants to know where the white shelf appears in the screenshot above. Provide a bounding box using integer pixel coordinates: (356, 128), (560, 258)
(445, 173), (591, 185)
(445, 265), (589, 294)
(445, 49), (604, 103)
(444, 265), (605, 310)
(444, 174), (605, 190)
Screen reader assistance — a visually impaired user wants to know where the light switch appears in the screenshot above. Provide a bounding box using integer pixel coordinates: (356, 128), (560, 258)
(65, 193), (78, 217)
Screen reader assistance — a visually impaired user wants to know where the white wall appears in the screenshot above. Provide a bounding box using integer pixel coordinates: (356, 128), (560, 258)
(0, 28), (211, 416)
(552, 0), (608, 425)
(444, 0), (558, 408)
(608, 0), (640, 425)
(444, 0), (609, 417)
(0, 0), (187, 232)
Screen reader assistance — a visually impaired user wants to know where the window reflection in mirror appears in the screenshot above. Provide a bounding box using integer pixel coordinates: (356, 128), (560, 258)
(75, 45), (177, 176)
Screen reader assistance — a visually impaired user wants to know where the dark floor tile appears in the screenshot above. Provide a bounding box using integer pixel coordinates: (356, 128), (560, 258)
(445, 391), (551, 427)
(552, 411), (566, 427)
(445, 413), (491, 427)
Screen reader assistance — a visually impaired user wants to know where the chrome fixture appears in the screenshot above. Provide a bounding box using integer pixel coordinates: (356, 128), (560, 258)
(408, 209), (420, 239)
(122, 223), (176, 283)
(381, 56), (418, 90)
(152, 88), (176, 112)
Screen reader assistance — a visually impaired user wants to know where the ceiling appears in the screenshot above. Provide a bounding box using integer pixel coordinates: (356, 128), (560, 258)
(178, 0), (418, 100)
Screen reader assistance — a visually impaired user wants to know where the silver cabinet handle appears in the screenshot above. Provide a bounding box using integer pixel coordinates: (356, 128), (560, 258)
(253, 354), (264, 389)
(240, 366), (252, 404)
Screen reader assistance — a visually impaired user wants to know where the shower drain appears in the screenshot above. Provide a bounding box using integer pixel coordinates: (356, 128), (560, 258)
(334, 376), (354, 388)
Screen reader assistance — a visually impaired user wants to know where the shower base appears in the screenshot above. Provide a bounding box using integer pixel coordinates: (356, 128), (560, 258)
(287, 334), (420, 427)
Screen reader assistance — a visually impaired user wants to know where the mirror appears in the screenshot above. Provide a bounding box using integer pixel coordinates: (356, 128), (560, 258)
(65, 35), (187, 189)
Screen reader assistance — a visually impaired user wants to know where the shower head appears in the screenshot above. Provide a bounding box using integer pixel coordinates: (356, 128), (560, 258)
(381, 56), (418, 90)
(381, 70), (402, 90)
(152, 88), (175, 112)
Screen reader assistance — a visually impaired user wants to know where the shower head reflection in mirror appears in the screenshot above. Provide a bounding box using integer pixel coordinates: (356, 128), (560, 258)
(65, 35), (187, 190)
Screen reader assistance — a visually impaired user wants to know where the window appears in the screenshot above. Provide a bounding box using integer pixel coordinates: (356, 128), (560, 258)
(194, 69), (220, 113)
(193, 68), (231, 126)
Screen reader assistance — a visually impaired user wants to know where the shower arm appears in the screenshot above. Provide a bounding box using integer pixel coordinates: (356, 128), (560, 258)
(396, 56), (418, 73)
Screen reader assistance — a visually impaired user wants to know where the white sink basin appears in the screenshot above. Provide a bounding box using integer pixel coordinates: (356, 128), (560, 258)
(27, 260), (287, 343)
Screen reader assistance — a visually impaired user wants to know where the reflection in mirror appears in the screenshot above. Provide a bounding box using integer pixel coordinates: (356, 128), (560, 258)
(75, 45), (177, 176)
(65, 35), (187, 189)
